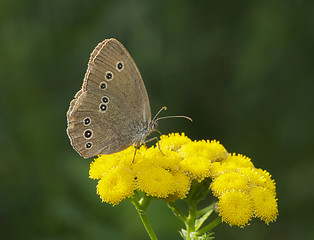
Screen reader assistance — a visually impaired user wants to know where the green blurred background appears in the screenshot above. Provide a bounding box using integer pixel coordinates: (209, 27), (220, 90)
(1, 0), (314, 239)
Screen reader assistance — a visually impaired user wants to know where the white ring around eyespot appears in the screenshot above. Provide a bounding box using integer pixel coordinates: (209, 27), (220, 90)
(85, 142), (93, 149)
(83, 129), (93, 139)
(83, 117), (91, 126)
(116, 61), (124, 72)
(99, 81), (107, 90)
(99, 103), (108, 112)
(105, 71), (113, 81)
(101, 96), (110, 104)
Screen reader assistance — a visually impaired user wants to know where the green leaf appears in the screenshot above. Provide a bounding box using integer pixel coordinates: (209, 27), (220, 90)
(195, 210), (213, 231)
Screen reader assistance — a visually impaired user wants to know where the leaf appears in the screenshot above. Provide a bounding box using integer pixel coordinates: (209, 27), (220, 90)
(195, 210), (213, 231)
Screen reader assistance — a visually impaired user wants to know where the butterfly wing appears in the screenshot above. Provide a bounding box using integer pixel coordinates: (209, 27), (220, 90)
(67, 39), (151, 158)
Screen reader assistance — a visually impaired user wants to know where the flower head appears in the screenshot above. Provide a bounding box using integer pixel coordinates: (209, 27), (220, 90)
(178, 139), (228, 181)
(211, 172), (250, 196)
(97, 166), (135, 205)
(159, 132), (191, 151)
(88, 132), (278, 228)
(178, 140), (228, 162)
(218, 191), (253, 227)
(208, 152), (278, 226)
(250, 186), (278, 224)
(136, 165), (177, 198)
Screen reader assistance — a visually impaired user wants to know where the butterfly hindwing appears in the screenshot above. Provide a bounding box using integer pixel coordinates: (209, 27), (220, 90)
(67, 39), (152, 158)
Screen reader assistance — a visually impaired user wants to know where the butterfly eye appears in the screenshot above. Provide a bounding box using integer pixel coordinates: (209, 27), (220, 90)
(105, 71), (113, 81)
(99, 82), (107, 89)
(85, 142), (92, 149)
(116, 61), (124, 71)
(99, 104), (107, 111)
(84, 129), (93, 139)
(102, 96), (109, 103)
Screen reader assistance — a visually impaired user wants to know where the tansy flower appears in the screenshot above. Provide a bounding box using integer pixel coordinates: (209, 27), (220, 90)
(168, 170), (191, 200)
(250, 186), (278, 224)
(97, 166), (136, 205)
(159, 132), (191, 151)
(89, 132), (278, 229)
(210, 172), (250, 197)
(209, 153), (254, 179)
(209, 161), (239, 178)
(221, 153), (255, 169)
(179, 156), (212, 181)
(136, 165), (177, 198)
(218, 191), (254, 227)
(178, 140), (228, 181)
(178, 140), (228, 162)
(141, 146), (182, 171)
(89, 147), (134, 179)
(239, 168), (276, 196)
(253, 169), (276, 196)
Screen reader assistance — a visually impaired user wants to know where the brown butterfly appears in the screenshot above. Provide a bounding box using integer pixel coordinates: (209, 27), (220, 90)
(67, 38), (190, 158)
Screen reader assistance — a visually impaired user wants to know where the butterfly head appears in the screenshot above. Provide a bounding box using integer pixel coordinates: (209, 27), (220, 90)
(149, 119), (158, 133)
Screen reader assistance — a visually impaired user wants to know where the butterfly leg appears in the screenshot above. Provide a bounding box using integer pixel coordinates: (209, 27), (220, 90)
(144, 136), (165, 156)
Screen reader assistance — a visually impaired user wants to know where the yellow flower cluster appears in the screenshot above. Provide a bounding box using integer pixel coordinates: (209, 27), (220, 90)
(89, 133), (278, 227)
(89, 133), (226, 204)
(210, 153), (278, 227)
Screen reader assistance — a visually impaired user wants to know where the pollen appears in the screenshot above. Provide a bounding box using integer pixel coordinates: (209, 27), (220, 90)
(218, 191), (254, 227)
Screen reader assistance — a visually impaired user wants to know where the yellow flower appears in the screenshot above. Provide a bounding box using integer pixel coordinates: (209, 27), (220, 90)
(88, 130), (279, 224)
(250, 186), (278, 224)
(253, 169), (276, 196)
(97, 167), (136, 205)
(136, 165), (176, 198)
(206, 140), (229, 161)
(209, 153), (254, 179)
(218, 191), (254, 227)
(141, 146), (182, 171)
(178, 140), (228, 162)
(159, 132), (191, 151)
(177, 140), (227, 181)
(89, 147), (134, 179)
(211, 172), (250, 197)
(169, 171), (191, 200)
(239, 168), (276, 196)
(221, 153), (255, 169)
(89, 155), (111, 180)
(179, 156), (211, 181)
(209, 161), (238, 178)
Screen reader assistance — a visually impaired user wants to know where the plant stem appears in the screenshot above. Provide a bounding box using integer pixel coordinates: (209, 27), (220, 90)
(167, 202), (187, 222)
(185, 201), (197, 240)
(137, 209), (158, 240)
(129, 196), (158, 240)
(195, 216), (222, 237)
(196, 202), (216, 218)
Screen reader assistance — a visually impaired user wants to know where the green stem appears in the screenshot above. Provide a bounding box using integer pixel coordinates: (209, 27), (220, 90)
(185, 201), (197, 240)
(167, 202), (187, 222)
(141, 195), (153, 210)
(196, 202), (216, 218)
(129, 197), (158, 240)
(195, 216), (222, 237)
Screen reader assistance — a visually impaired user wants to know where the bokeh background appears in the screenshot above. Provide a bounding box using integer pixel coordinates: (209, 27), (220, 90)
(1, 0), (314, 239)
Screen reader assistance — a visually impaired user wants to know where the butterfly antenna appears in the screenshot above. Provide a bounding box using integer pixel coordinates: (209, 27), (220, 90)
(152, 106), (168, 121)
(153, 106), (192, 122)
(156, 115), (193, 122)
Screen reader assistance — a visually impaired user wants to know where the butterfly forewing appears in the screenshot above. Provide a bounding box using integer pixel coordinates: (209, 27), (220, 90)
(67, 38), (152, 158)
